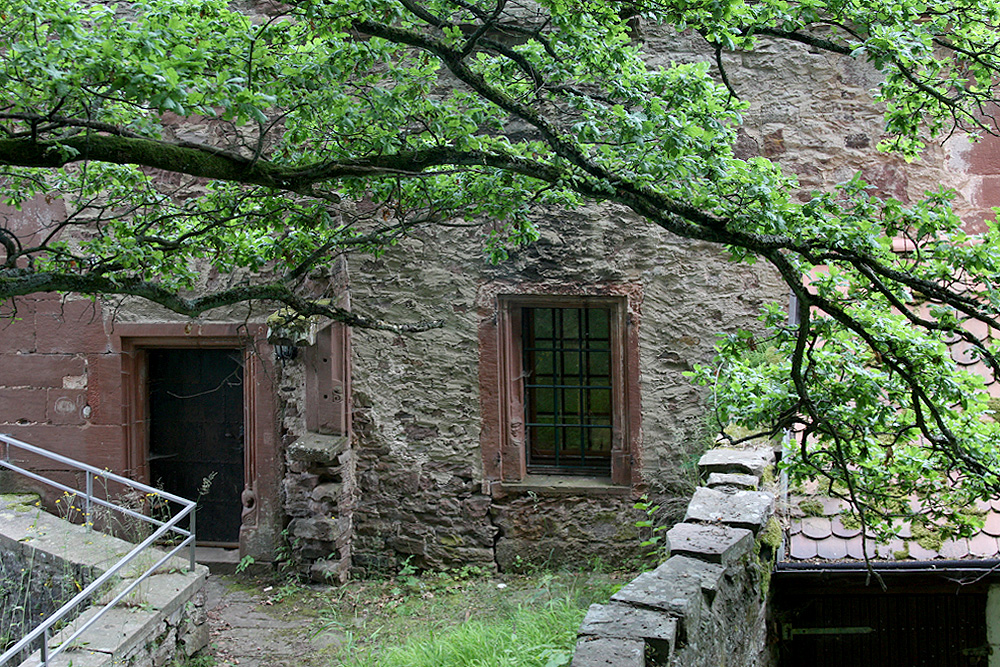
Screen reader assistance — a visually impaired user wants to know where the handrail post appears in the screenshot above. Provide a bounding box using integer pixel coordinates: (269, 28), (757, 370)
(189, 507), (197, 572)
(40, 628), (48, 666)
(85, 471), (93, 531)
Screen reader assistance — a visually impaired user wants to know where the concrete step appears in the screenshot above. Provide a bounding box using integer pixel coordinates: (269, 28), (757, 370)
(196, 546), (241, 574)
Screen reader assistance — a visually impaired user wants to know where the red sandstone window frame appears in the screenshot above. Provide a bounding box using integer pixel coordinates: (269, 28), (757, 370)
(479, 293), (642, 491)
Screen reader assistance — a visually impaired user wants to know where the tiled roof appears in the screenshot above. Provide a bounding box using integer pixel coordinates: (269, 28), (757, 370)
(783, 492), (1000, 562)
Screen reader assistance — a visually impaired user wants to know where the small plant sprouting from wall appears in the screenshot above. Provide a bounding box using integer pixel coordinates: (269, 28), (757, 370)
(634, 495), (670, 565)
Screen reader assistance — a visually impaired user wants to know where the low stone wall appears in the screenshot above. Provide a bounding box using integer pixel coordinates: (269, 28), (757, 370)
(0, 496), (101, 663)
(0, 494), (209, 667)
(572, 447), (779, 667)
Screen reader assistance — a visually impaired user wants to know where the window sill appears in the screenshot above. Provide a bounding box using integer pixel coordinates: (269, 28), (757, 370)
(497, 474), (632, 496)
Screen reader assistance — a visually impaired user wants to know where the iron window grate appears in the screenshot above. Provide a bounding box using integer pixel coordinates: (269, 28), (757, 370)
(522, 306), (613, 473)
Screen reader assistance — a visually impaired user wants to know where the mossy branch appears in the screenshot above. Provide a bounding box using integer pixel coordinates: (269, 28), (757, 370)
(0, 269), (441, 332)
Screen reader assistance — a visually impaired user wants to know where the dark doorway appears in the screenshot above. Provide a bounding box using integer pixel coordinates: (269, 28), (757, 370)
(773, 573), (991, 666)
(148, 348), (245, 545)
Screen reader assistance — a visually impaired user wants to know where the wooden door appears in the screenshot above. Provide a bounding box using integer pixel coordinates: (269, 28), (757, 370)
(147, 348), (245, 545)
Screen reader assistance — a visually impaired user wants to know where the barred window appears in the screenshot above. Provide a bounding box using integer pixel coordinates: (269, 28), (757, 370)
(521, 307), (613, 474)
(479, 293), (639, 488)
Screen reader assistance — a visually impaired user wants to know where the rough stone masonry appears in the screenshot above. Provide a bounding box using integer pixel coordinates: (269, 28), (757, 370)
(572, 446), (780, 667)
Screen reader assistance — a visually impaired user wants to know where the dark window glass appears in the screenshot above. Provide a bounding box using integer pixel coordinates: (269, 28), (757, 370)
(522, 307), (613, 473)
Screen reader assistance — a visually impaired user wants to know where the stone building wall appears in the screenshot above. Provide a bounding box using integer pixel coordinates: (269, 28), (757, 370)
(340, 25), (997, 573)
(344, 211), (786, 573)
(3, 17), (999, 578)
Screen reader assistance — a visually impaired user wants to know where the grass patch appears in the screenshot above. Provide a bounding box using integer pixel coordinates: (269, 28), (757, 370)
(353, 596), (583, 667)
(255, 566), (630, 667)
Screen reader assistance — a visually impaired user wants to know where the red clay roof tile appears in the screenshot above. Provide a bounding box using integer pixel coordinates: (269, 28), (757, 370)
(969, 533), (998, 558)
(982, 511), (1000, 537)
(844, 536), (879, 560)
(801, 516), (832, 540)
(820, 497), (845, 516)
(907, 541), (941, 561)
(816, 537), (849, 560)
(789, 533), (818, 559)
(784, 489), (1000, 563)
(938, 538), (971, 559)
(893, 521), (912, 539)
(831, 516), (861, 538)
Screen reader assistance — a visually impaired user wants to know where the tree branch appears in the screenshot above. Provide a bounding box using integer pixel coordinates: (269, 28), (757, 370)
(0, 269), (442, 332)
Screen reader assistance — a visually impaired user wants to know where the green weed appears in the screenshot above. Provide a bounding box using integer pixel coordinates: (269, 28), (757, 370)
(634, 495), (670, 563)
(312, 568), (625, 667)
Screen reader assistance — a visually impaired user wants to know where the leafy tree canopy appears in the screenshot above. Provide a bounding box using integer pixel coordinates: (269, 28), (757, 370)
(2, 0), (1000, 544)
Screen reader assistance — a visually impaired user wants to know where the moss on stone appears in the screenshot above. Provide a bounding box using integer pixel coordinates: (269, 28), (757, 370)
(759, 516), (783, 551)
(798, 499), (824, 517)
(438, 534), (463, 547)
(0, 493), (40, 512)
(722, 424), (755, 441)
(614, 523), (639, 542)
(911, 522), (943, 552)
(754, 516), (783, 599)
(838, 512), (861, 530)
(988, 396), (1000, 417)
(893, 544), (910, 560)
(267, 305), (321, 330)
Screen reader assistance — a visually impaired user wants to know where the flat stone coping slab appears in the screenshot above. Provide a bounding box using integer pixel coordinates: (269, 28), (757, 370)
(666, 522), (754, 566)
(572, 635), (644, 667)
(286, 433), (349, 462)
(684, 486), (775, 534)
(611, 555), (725, 640)
(706, 472), (759, 490)
(698, 448), (773, 477)
(579, 602), (677, 645)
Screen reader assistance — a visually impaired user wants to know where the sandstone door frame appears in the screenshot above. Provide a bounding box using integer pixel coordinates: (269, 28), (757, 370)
(116, 323), (279, 558)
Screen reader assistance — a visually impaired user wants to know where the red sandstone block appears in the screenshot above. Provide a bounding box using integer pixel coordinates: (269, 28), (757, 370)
(34, 298), (99, 317)
(22, 195), (68, 225)
(967, 134), (1000, 175)
(0, 353), (85, 388)
(0, 387), (48, 423)
(86, 353), (124, 425)
(0, 423), (125, 472)
(0, 196), (68, 249)
(972, 175), (1000, 208)
(960, 209), (996, 234)
(862, 160), (910, 203)
(81, 424), (126, 471)
(34, 299), (112, 354)
(1, 424), (73, 455)
(47, 389), (88, 425)
(26, 292), (64, 303)
(0, 299), (37, 353)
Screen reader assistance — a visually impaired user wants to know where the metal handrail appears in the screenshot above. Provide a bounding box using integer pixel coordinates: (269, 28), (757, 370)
(0, 434), (197, 667)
